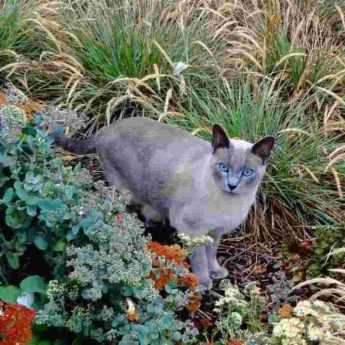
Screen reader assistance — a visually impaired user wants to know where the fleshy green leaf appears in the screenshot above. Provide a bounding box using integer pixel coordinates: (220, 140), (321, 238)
(6, 253), (20, 269)
(34, 235), (49, 250)
(5, 207), (32, 229)
(20, 275), (46, 294)
(38, 199), (64, 211)
(52, 240), (65, 252)
(2, 187), (14, 203)
(0, 285), (21, 303)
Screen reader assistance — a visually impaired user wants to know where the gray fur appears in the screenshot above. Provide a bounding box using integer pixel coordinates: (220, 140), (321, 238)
(55, 117), (274, 291)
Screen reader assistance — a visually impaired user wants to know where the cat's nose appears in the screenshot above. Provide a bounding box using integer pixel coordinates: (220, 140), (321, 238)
(228, 183), (237, 191)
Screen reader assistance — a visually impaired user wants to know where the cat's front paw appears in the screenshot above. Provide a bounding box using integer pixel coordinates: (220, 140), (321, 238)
(210, 266), (228, 280)
(196, 277), (213, 292)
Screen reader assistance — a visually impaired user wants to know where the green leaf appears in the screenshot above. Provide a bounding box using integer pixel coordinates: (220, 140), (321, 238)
(2, 187), (14, 203)
(20, 275), (46, 294)
(52, 240), (65, 252)
(29, 336), (53, 345)
(0, 285), (21, 303)
(0, 153), (13, 167)
(5, 207), (32, 229)
(15, 230), (28, 244)
(27, 205), (37, 216)
(26, 196), (40, 206)
(34, 235), (48, 250)
(14, 181), (29, 200)
(6, 253), (20, 269)
(38, 199), (64, 211)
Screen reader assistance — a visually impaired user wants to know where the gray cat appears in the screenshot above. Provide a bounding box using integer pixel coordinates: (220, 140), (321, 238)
(55, 117), (275, 291)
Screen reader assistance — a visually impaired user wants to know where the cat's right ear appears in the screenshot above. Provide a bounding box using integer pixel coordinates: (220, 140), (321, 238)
(212, 124), (230, 153)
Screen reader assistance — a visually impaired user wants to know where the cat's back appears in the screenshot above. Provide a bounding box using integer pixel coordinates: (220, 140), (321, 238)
(103, 117), (200, 142)
(97, 116), (207, 153)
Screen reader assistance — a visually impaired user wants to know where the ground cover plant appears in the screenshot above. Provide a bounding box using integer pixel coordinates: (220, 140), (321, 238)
(0, 0), (345, 344)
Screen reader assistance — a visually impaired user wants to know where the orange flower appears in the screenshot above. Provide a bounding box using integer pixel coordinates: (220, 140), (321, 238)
(148, 241), (188, 266)
(278, 304), (294, 319)
(149, 269), (176, 290)
(178, 273), (199, 289)
(16, 100), (44, 121)
(0, 302), (36, 345)
(148, 242), (198, 291)
(0, 92), (6, 106)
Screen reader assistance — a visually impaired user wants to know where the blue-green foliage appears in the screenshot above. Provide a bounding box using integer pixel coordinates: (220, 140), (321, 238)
(0, 120), (96, 277)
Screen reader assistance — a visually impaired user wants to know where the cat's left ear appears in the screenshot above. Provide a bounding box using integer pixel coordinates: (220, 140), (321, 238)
(252, 136), (275, 163)
(212, 124), (230, 153)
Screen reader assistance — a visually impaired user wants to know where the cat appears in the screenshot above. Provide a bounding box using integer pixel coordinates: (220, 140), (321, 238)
(55, 117), (275, 291)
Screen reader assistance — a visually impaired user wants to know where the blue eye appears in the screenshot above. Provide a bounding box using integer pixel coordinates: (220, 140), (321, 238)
(243, 168), (254, 177)
(217, 163), (228, 173)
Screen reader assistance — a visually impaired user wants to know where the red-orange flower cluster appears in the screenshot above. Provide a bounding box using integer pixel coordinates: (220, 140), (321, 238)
(278, 303), (294, 319)
(148, 241), (201, 315)
(147, 241), (199, 290)
(147, 241), (189, 267)
(0, 302), (36, 345)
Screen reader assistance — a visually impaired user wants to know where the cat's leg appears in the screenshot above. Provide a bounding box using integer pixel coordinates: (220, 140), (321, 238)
(190, 245), (213, 291)
(206, 230), (228, 280)
(170, 210), (213, 291)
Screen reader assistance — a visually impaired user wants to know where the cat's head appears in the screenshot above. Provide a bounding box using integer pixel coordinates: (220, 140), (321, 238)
(210, 124), (275, 195)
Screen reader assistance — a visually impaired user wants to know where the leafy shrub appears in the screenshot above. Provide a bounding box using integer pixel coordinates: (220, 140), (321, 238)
(0, 110), (96, 280)
(210, 292), (345, 345)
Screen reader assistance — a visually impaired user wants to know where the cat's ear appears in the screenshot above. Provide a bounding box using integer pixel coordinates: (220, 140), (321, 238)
(212, 124), (230, 153)
(252, 136), (275, 162)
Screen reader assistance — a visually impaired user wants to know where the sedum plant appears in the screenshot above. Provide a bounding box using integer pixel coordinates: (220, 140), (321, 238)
(212, 281), (266, 343)
(271, 300), (345, 345)
(37, 226), (198, 344)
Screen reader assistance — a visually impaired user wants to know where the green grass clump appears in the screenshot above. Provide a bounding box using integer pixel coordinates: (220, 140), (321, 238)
(0, 0), (42, 70)
(9, 0), (226, 126)
(213, 0), (345, 100)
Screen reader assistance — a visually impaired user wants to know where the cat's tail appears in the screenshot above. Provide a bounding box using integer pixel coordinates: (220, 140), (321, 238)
(53, 132), (96, 154)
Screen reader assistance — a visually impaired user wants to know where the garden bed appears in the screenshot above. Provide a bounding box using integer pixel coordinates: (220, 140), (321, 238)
(1, 0), (345, 344)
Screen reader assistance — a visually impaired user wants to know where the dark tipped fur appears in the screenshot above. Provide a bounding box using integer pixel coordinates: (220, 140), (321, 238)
(54, 134), (96, 154)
